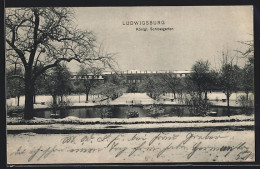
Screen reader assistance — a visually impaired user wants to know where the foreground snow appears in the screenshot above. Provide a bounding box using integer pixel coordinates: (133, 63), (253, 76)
(7, 121), (254, 132)
(7, 111), (255, 163)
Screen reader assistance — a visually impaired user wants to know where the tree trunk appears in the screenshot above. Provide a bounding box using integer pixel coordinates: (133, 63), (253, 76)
(246, 91), (249, 101)
(52, 95), (57, 104)
(86, 92), (89, 102)
(205, 91), (208, 102)
(227, 95), (230, 117)
(17, 95), (20, 106)
(173, 92), (176, 99)
(60, 95), (63, 103)
(52, 95), (57, 115)
(24, 79), (34, 120)
(33, 95), (36, 104)
(198, 92), (202, 100)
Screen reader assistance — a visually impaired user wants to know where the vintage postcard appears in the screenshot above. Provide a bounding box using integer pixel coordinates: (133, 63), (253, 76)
(6, 6), (254, 164)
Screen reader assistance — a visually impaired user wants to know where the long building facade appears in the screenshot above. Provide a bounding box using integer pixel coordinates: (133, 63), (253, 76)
(71, 70), (192, 84)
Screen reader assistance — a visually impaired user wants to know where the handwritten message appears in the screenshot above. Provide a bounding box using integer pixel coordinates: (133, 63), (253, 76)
(7, 131), (255, 164)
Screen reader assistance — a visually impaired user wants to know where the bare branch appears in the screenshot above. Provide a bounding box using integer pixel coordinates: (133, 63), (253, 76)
(28, 9), (40, 67)
(32, 57), (80, 82)
(6, 39), (27, 66)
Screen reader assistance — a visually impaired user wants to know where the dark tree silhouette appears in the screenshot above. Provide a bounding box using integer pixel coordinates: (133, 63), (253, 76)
(76, 65), (103, 102)
(6, 8), (113, 119)
(161, 73), (180, 99)
(190, 60), (215, 101)
(219, 64), (240, 117)
(6, 67), (24, 106)
(44, 64), (72, 105)
(138, 75), (165, 100)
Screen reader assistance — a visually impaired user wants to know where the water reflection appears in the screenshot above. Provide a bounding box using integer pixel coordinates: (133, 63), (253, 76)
(33, 105), (247, 119)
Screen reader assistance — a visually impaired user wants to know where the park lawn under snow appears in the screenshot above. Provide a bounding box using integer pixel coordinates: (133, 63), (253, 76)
(6, 92), (254, 107)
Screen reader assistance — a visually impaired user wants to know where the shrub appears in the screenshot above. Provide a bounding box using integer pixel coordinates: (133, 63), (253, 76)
(48, 100), (72, 118)
(238, 95), (254, 115)
(100, 111), (113, 118)
(143, 104), (165, 118)
(185, 95), (211, 116)
(7, 106), (24, 117)
(127, 110), (139, 118)
(171, 106), (185, 117)
(100, 106), (115, 118)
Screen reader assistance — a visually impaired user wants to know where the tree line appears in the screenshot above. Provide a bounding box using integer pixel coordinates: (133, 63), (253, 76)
(7, 53), (253, 117)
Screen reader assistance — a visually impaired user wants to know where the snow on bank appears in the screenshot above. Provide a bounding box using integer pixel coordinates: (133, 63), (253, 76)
(7, 114), (254, 125)
(6, 94), (104, 107)
(7, 120), (254, 132)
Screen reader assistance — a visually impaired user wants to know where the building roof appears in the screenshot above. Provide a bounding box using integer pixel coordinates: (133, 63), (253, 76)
(102, 70), (192, 75)
(72, 70), (192, 76)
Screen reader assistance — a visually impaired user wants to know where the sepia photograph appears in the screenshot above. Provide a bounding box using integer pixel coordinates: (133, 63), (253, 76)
(5, 6), (254, 164)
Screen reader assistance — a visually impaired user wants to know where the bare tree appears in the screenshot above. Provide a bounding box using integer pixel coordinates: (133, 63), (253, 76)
(236, 39), (254, 100)
(96, 72), (127, 101)
(138, 75), (165, 100)
(76, 65), (103, 102)
(6, 8), (113, 119)
(241, 63), (253, 100)
(235, 40), (254, 60)
(45, 64), (72, 104)
(219, 51), (240, 117)
(6, 67), (25, 106)
(161, 73), (179, 99)
(190, 60), (214, 101)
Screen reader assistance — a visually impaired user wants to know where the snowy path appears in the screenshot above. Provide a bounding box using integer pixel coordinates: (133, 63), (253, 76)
(110, 93), (156, 105)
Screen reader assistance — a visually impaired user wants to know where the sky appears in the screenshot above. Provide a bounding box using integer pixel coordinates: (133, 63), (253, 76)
(67, 6), (253, 73)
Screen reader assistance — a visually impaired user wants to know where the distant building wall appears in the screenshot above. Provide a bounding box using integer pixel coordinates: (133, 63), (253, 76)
(71, 70), (192, 84)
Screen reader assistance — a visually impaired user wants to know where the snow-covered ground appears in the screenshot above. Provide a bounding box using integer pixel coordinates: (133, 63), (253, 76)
(6, 92), (254, 108)
(6, 94), (104, 107)
(7, 119), (254, 131)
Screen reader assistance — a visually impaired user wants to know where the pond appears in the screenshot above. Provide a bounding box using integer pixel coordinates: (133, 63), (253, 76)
(33, 105), (247, 119)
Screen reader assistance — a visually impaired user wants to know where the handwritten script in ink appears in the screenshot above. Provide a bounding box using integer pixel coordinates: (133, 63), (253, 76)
(7, 131), (255, 164)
